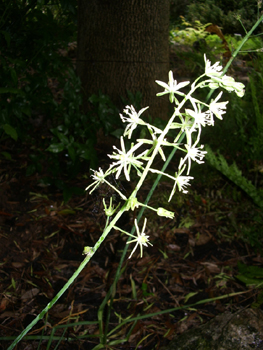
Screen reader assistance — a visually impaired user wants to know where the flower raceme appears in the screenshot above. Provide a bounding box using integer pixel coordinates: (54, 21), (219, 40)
(85, 55), (245, 259)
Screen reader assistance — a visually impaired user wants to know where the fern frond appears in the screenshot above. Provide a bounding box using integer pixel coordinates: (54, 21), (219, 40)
(250, 75), (263, 133)
(205, 145), (263, 208)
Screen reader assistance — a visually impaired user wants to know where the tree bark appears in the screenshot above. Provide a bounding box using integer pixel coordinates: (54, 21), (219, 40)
(77, 0), (170, 120)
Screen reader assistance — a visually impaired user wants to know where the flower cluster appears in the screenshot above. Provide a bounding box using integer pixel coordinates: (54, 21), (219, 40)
(204, 55), (245, 97)
(85, 55), (245, 259)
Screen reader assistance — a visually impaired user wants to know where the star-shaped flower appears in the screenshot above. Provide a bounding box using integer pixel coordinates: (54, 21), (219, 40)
(85, 167), (127, 200)
(108, 137), (147, 181)
(209, 91), (228, 120)
(185, 105), (214, 145)
(156, 71), (190, 104)
(85, 167), (109, 194)
(120, 105), (149, 139)
(126, 218), (152, 258)
(204, 54), (223, 77)
(186, 106), (214, 128)
(182, 144), (207, 175)
(168, 164), (194, 201)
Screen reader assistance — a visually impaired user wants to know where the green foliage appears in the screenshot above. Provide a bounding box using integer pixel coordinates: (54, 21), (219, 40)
(170, 0), (190, 26)
(46, 69), (98, 176)
(236, 34), (262, 51)
(218, 55), (263, 166)
(237, 261), (263, 287)
(170, 18), (211, 45)
(205, 145), (263, 209)
(89, 91), (123, 138)
(0, 1), (124, 200)
(186, 0), (263, 34)
(169, 19), (226, 78)
(0, 0), (77, 142)
(241, 210), (263, 250)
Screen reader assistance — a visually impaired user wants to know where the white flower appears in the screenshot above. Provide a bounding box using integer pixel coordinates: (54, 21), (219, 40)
(204, 54), (223, 77)
(126, 218), (152, 258)
(85, 167), (108, 194)
(120, 105), (149, 139)
(183, 144), (207, 175)
(168, 164), (194, 201)
(209, 91), (228, 120)
(186, 107), (214, 128)
(156, 71), (190, 104)
(86, 167), (127, 200)
(108, 137), (147, 181)
(185, 105), (214, 145)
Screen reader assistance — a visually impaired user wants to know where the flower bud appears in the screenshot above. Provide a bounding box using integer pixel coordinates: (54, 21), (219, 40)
(157, 207), (174, 219)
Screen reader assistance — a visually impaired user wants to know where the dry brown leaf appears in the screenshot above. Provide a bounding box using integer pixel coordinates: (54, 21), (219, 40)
(21, 288), (39, 300)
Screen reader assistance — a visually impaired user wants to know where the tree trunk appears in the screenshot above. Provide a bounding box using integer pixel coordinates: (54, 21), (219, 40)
(77, 0), (170, 120)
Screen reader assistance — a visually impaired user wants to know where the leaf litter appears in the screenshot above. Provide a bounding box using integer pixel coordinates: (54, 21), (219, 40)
(0, 146), (261, 350)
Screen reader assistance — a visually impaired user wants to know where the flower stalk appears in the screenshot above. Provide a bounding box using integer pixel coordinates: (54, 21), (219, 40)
(84, 55), (245, 258)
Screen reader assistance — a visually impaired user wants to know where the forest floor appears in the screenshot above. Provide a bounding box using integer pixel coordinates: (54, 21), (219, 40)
(0, 48), (262, 350)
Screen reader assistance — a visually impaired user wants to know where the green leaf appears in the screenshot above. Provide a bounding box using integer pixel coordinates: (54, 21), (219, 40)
(56, 131), (69, 145)
(238, 261), (263, 278)
(10, 69), (18, 85)
(2, 124), (18, 141)
(21, 106), (32, 117)
(26, 164), (36, 176)
(1, 151), (12, 160)
(1, 30), (11, 47)
(46, 143), (64, 153)
(236, 275), (263, 287)
(67, 144), (76, 162)
(0, 88), (24, 95)
(57, 209), (76, 215)
(111, 128), (123, 138)
(184, 292), (198, 303)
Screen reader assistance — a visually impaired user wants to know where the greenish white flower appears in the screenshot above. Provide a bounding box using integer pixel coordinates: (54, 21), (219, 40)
(86, 167), (127, 200)
(186, 107), (214, 128)
(185, 105), (214, 145)
(183, 144), (207, 175)
(169, 164), (194, 201)
(204, 54), (223, 77)
(120, 105), (149, 139)
(126, 218), (152, 258)
(209, 91), (228, 120)
(108, 137), (147, 181)
(156, 70), (190, 104)
(85, 167), (109, 194)
(171, 113), (196, 146)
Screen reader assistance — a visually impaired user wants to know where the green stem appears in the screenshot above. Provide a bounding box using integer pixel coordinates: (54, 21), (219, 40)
(100, 133), (185, 345)
(133, 85), (199, 198)
(7, 205), (127, 350)
(10, 15), (263, 350)
(205, 13), (263, 104)
(224, 13), (263, 73)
